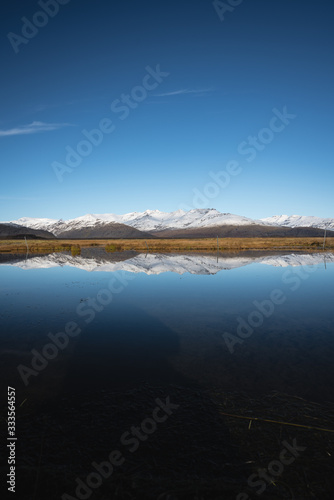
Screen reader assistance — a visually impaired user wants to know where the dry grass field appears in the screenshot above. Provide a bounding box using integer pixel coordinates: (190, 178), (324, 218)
(0, 237), (333, 254)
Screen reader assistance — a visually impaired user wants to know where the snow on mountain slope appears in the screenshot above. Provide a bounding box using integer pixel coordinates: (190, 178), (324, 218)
(6, 210), (333, 236)
(12, 217), (59, 228)
(7, 217), (68, 236)
(63, 209), (257, 232)
(261, 215), (334, 231)
(8, 209), (264, 235)
(122, 209), (263, 231)
(6, 215), (123, 237)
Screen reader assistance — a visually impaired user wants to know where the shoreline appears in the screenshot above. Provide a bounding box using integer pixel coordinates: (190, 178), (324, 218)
(0, 237), (333, 254)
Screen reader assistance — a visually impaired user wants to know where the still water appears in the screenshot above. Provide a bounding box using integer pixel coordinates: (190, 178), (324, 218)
(1, 250), (334, 404)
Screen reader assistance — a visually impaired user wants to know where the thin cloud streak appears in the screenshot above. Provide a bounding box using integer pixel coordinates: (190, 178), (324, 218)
(153, 88), (213, 97)
(0, 121), (73, 137)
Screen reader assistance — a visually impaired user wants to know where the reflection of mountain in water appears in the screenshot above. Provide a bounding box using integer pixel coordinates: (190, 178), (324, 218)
(2, 251), (333, 275)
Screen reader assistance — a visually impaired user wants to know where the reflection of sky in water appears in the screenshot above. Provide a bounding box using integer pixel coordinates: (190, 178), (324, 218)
(1, 257), (334, 402)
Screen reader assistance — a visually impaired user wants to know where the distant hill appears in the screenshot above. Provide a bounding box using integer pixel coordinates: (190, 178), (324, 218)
(56, 221), (154, 239)
(150, 224), (334, 239)
(0, 223), (55, 239)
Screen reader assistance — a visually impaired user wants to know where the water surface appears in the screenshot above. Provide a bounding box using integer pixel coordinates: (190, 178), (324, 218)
(1, 250), (333, 404)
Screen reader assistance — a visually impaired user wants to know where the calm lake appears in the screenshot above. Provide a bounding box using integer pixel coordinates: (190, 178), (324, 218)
(1, 250), (334, 404)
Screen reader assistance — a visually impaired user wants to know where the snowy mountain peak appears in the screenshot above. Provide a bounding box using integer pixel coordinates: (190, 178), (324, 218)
(261, 214), (334, 231)
(76, 214), (99, 221)
(143, 209), (163, 214)
(4, 210), (333, 236)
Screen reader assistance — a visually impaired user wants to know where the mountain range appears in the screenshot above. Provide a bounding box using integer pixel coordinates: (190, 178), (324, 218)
(2, 209), (333, 239)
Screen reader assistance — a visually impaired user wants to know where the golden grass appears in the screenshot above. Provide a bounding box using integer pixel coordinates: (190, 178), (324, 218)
(0, 237), (333, 254)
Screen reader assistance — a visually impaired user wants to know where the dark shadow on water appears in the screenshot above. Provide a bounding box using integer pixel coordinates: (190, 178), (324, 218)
(11, 305), (250, 500)
(61, 305), (190, 395)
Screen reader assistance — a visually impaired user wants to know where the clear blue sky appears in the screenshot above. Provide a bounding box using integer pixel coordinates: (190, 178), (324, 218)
(0, 0), (333, 221)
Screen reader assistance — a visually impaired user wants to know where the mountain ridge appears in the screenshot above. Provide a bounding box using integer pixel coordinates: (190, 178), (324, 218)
(261, 214), (334, 231)
(4, 209), (333, 238)
(0, 223), (55, 240)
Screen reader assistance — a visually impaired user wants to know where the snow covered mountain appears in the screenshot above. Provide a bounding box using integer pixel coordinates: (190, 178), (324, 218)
(5, 209), (333, 237)
(9, 217), (67, 236)
(99, 209), (262, 232)
(261, 215), (334, 232)
(0, 223), (55, 239)
(6, 209), (265, 236)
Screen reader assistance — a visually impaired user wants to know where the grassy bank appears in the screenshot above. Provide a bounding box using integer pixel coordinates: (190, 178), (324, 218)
(0, 237), (333, 254)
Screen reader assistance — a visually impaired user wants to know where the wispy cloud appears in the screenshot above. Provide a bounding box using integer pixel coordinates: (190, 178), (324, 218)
(0, 121), (72, 137)
(153, 88), (213, 97)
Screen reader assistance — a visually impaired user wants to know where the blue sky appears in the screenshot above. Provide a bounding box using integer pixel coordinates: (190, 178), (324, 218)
(0, 0), (333, 221)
